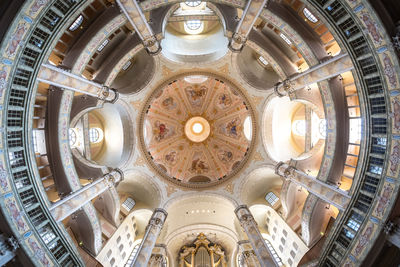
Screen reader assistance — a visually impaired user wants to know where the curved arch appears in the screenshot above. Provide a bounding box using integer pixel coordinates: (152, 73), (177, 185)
(110, 49), (156, 95)
(236, 46), (281, 90)
(262, 95), (305, 162)
(301, 194), (333, 247)
(163, 192), (238, 210)
(88, 99), (135, 169)
(117, 169), (163, 210)
(237, 165), (282, 206)
(164, 223), (239, 265)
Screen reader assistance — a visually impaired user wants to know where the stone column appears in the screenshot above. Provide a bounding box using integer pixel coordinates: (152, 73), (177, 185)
(235, 206), (277, 266)
(38, 63), (118, 102)
(133, 209), (168, 267)
(274, 53), (353, 97)
(237, 240), (261, 267)
(0, 234), (18, 266)
(116, 0), (161, 55)
(148, 244), (167, 267)
(275, 162), (350, 211)
(229, 0), (269, 52)
(50, 169), (123, 222)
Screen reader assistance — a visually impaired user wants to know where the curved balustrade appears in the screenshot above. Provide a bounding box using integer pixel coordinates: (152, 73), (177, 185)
(0, 0), (96, 266)
(303, 0), (397, 265)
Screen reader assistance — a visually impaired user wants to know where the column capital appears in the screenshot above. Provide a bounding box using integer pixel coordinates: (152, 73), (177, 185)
(104, 168), (124, 187)
(229, 33), (247, 52)
(148, 208), (168, 229)
(144, 36), (162, 55)
(275, 161), (295, 178)
(99, 86), (119, 103)
(235, 205), (257, 228)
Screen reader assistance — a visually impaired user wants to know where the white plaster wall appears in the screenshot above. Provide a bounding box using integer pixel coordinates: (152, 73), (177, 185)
(96, 213), (138, 267)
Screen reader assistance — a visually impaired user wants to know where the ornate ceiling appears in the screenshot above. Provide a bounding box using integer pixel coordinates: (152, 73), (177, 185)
(139, 74), (256, 188)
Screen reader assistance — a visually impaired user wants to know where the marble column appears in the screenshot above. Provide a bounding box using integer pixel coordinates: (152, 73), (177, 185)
(116, 0), (161, 55)
(275, 162), (350, 211)
(235, 206), (277, 266)
(134, 209), (168, 267)
(229, 0), (269, 52)
(237, 240), (261, 267)
(49, 169), (123, 222)
(38, 63), (118, 102)
(148, 244), (167, 267)
(274, 53), (353, 97)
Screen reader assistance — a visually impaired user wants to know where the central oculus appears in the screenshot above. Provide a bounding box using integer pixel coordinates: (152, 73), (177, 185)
(185, 116), (210, 142)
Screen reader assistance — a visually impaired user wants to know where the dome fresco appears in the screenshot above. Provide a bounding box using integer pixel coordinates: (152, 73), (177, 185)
(0, 0), (400, 266)
(140, 75), (255, 187)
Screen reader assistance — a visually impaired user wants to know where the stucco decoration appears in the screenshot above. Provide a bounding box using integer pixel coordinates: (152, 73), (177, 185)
(140, 74), (255, 188)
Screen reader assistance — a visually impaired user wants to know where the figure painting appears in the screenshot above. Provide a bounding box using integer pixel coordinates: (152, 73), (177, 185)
(392, 98), (400, 131)
(29, 0), (49, 17)
(7, 22), (27, 57)
(0, 160), (8, 192)
(190, 153), (209, 174)
(6, 200), (26, 231)
(185, 86), (207, 107)
(389, 142), (400, 176)
(153, 121), (173, 142)
(0, 66), (8, 96)
(28, 238), (50, 266)
(216, 93), (232, 109)
(383, 54), (397, 88)
(360, 12), (382, 44)
(218, 150), (233, 163)
(165, 151), (178, 166)
(224, 118), (242, 138)
(161, 96), (177, 110)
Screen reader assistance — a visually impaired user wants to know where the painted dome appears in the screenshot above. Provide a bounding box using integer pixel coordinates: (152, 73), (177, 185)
(139, 74), (255, 188)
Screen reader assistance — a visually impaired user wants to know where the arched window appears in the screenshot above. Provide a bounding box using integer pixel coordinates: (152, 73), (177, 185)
(97, 39), (109, 52)
(89, 127), (103, 143)
(303, 8), (319, 23)
(69, 128), (77, 147)
(258, 56), (269, 66)
(280, 33), (292, 45)
(184, 20), (204, 34)
(264, 239), (284, 266)
(125, 242), (141, 267)
(292, 120), (306, 136)
(265, 192), (279, 206)
(186, 20), (201, 31)
(319, 119), (327, 138)
(185, 1), (201, 7)
(69, 15), (83, 31)
(122, 60), (132, 71)
(122, 197), (135, 212)
(244, 116), (252, 141)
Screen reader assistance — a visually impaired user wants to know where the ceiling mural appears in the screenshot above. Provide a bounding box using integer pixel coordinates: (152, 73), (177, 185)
(140, 74), (255, 188)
